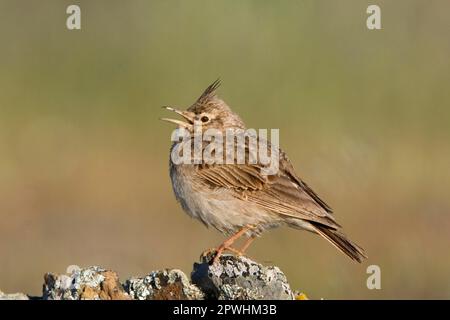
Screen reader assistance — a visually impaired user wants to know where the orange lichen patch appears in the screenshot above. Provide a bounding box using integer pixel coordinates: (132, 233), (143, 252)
(152, 282), (186, 300)
(80, 285), (98, 299)
(99, 271), (131, 300)
(78, 271), (130, 300)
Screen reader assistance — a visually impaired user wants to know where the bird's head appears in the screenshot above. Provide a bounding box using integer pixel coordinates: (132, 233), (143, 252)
(161, 79), (245, 133)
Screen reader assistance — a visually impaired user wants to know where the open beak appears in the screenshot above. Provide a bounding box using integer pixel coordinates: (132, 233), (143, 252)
(160, 106), (195, 128)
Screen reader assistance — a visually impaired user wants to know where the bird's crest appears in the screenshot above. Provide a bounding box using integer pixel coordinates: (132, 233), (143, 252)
(196, 78), (221, 104)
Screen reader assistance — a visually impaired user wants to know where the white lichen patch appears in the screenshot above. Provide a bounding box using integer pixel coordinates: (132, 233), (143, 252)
(126, 277), (153, 300)
(43, 266), (110, 300)
(125, 269), (204, 300)
(73, 266), (106, 290)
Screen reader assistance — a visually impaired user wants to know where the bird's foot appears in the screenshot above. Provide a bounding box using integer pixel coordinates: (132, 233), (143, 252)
(211, 245), (244, 265)
(201, 246), (244, 265)
(202, 225), (257, 264)
(200, 247), (217, 260)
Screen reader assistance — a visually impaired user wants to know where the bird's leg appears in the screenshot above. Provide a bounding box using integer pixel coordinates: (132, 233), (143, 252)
(211, 225), (254, 264)
(222, 236), (257, 261)
(201, 245), (242, 259)
(238, 235), (256, 255)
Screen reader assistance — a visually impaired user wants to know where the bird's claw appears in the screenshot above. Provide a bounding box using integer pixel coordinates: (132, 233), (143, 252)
(201, 246), (244, 265)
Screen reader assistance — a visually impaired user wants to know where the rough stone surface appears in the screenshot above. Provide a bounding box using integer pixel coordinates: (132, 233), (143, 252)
(125, 269), (204, 300)
(1, 253), (297, 300)
(192, 253), (294, 300)
(0, 290), (29, 300)
(43, 266), (130, 300)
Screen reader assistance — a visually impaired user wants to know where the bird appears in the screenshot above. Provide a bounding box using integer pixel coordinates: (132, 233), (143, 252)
(161, 79), (367, 264)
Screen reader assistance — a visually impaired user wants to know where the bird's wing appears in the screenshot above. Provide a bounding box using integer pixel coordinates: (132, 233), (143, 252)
(194, 146), (339, 229)
(277, 150), (334, 214)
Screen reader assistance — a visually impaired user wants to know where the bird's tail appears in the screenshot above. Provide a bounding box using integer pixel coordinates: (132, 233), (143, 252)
(311, 223), (367, 263)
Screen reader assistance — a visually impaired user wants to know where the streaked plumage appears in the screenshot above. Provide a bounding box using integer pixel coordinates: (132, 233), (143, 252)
(163, 80), (367, 263)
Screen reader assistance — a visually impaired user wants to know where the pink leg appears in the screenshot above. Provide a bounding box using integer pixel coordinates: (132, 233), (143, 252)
(211, 225), (254, 264)
(239, 236), (256, 254)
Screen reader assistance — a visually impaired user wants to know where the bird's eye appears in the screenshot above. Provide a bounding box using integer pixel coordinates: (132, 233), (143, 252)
(201, 116), (209, 123)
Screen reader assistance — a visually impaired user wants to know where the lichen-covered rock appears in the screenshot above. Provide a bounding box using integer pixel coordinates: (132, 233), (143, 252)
(2, 253), (299, 300)
(0, 290), (29, 300)
(191, 253), (294, 300)
(43, 266), (130, 300)
(124, 269), (204, 300)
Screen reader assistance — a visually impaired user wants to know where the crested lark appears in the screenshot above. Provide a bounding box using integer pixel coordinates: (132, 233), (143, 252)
(162, 80), (367, 264)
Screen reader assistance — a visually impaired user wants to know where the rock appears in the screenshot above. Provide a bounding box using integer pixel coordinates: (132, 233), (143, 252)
(191, 253), (294, 300)
(43, 266), (130, 300)
(0, 290), (29, 300)
(1, 253), (298, 300)
(124, 269), (204, 300)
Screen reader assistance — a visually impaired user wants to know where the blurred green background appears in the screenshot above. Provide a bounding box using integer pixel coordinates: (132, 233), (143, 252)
(0, 0), (449, 299)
